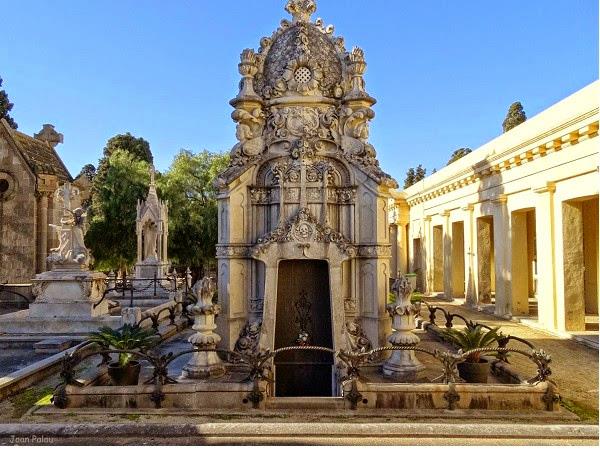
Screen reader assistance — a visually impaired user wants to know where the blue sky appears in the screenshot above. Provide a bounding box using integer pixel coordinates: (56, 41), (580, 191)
(1, 0), (597, 181)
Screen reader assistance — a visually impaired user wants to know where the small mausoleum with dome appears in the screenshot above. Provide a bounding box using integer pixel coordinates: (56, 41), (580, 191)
(215, 0), (398, 395)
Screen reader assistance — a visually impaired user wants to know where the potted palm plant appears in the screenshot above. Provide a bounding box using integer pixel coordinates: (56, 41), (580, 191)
(88, 324), (160, 386)
(442, 325), (501, 383)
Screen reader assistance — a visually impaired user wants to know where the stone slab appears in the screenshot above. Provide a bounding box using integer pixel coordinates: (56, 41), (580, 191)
(0, 310), (121, 334)
(0, 422), (596, 446)
(34, 338), (74, 354)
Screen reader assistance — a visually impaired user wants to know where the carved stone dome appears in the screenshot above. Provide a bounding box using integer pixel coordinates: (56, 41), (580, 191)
(261, 22), (343, 99)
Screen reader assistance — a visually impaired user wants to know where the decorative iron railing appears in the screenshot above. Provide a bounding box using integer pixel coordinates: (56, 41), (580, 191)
(51, 336), (555, 411)
(422, 301), (537, 356)
(93, 271), (192, 310)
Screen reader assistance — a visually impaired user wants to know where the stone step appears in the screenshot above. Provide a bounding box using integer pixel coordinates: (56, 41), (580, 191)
(0, 422), (597, 445)
(33, 338), (75, 354)
(265, 396), (345, 410)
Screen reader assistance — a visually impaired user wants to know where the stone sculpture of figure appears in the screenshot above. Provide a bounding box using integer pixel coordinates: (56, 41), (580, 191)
(70, 207), (88, 264)
(143, 221), (158, 260)
(48, 184), (89, 266)
(344, 319), (373, 354)
(192, 276), (216, 308)
(233, 320), (262, 358)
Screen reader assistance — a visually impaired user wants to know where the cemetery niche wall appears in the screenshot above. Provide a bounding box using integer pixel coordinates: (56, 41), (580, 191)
(214, 0), (398, 394)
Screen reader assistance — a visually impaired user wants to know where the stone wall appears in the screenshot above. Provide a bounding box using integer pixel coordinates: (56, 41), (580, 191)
(0, 134), (37, 284)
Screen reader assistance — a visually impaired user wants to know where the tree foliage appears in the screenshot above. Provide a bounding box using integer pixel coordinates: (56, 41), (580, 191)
(86, 149), (150, 272)
(502, 101), (526, 133)
(447, 147), (472, 165)
(103, 133), (153, 163)
(403, 164), (427, 189)
(0, 76), (17, 129)
(159, 149), (229, 273)
(76, 164), (97, 181)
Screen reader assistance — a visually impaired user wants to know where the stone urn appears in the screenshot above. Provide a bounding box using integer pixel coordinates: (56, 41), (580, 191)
(181, 277), (225, 379)
(382, 276), (425, 381)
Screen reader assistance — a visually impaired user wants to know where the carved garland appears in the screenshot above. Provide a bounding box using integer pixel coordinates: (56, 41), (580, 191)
(253, 207), (355, 256)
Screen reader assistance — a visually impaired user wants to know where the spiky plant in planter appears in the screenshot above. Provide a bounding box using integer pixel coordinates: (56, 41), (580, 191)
(88, 324), (160, 385)
(442, 325), (501, 383)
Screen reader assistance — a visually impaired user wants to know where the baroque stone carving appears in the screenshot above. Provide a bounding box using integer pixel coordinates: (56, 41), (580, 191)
(343, 297), (357, 313)
(358, 245), (392, 257)
(344, 319), (373, 353)
(216, 0), (398, 189)
(215, 245), (250, 258)
(253, 207), (355, 256)
(233, 320), (262, 358)
(249, 187), (272, 204)
(230, 108), (266, 167)
(260, 22), (342, 99)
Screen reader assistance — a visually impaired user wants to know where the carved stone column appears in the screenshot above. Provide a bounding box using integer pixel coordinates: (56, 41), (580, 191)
(383, 275), (424, 381)
(182, 277), (225, 379)
(37, 192), (49, 273)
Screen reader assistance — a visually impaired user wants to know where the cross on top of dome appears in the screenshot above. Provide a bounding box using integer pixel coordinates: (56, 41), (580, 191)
(285, 0), (317, 23)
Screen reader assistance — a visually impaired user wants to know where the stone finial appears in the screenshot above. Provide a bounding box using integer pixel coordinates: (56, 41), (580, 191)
(34, 124), (64, 148)
(382, 275), (425, 381)
(285, 0), (316, 22)
(234, 49), (260, 100)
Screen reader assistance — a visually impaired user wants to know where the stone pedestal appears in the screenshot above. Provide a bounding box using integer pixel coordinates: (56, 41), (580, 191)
(182, 277), (225, 379)
(29, 265), (108, 318)
(382, 276), (424, 381)
(134, 257), (169, 280)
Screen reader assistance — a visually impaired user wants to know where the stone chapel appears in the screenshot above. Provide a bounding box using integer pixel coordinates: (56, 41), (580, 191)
(215, 0), (398, 393)
(0, 120), (92, 286)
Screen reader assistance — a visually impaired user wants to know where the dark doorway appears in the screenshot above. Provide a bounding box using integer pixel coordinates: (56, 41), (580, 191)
(274, 259), (333, 397)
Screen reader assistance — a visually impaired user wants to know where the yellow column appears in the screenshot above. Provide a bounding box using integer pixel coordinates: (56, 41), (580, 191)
(533, 183), (557, 331)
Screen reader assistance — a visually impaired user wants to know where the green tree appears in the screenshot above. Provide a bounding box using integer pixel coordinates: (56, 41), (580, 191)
(502, 101), (526, 133)
(0, 76), (17, 129)
(86, 150), (150, 272)
(76, 164), (97, 181)
(415, 164), (426, 182)
(403, 164), (427, 189)
(103, 133), (153, 163)
(447, 147), (472, 165)
(159, 150), (229, 274)
(403, 167), (416, 189)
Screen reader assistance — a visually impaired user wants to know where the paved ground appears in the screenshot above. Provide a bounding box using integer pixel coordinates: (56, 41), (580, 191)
(0, 300), (597, 445)
(0, 349), (49, 378)
(0, 422), (597, 445)
(426, 298), (599, 418)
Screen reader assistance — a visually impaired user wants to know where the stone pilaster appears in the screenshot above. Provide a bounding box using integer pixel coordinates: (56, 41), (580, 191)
(493, 195), (511, 318)
(462, 204), (477, 306)
(533, 183), (557, 331)
(441, 210), (453, 300)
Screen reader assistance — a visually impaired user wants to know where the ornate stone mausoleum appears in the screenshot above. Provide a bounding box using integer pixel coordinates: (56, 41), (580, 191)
(215, 0), (398, 393)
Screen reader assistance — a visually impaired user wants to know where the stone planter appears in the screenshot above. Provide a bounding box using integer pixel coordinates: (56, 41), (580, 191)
(107, 360), (141, 386)
(457, 360), (490, 383)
